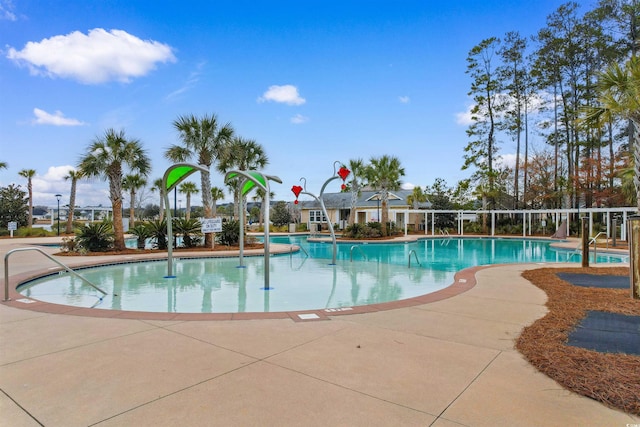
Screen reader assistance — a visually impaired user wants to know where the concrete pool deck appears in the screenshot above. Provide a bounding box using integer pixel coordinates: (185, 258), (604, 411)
(1, 236), (638, 426)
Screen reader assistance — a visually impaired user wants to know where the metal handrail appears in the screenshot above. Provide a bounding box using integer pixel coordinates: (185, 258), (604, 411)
(589, 232), (609, 249)
(4, 247), (108, 301)
(571, 232), (610, 264)
(350, 245), (367, 262)
(290, 245), (309, 258)
(408, 250), (421, 268)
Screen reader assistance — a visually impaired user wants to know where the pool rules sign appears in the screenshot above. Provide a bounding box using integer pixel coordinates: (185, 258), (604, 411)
(200, 218), (222, 233)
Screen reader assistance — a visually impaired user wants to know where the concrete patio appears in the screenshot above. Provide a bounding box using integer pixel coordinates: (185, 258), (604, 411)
(1, 237), (638, 426)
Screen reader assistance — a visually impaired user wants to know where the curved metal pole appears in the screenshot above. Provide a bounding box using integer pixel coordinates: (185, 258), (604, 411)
(162, 163), (208, 278)
(163, 189), (175, 277)
(301, 173), (341, 265)
(4, 247), (108, 301)
(224, 170), (281, 290)
(264, 180), (272, 288)
(237, 178), (247, 267)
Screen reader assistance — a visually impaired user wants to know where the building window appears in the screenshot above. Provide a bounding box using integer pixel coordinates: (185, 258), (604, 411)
(309, 210), (326, 222)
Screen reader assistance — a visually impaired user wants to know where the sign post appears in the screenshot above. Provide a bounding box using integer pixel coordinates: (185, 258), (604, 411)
(8, 221), (17, 238)
(201, 218), (222, 234)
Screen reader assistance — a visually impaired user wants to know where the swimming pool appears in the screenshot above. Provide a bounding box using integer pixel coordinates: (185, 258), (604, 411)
(17, 236), (625, 314)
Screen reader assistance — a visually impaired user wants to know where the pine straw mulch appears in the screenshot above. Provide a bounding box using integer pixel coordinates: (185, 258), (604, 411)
(517, 266), (640, 415)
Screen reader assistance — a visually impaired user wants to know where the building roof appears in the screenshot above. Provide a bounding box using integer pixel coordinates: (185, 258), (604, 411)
(298, 190), (431, 209)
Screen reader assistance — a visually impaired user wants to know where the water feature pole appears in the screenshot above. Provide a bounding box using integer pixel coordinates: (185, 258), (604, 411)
(162, 163), (208, 278)
(224, 170), (282, 290)
(294, 162), (350, 265)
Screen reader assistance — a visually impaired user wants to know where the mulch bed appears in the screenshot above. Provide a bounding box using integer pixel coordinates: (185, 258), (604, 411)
(517, 267), (640, 415)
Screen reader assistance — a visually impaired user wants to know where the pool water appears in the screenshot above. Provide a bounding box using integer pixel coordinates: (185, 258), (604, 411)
(18, 237), (625, 313)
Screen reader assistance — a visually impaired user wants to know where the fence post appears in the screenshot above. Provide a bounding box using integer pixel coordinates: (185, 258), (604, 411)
(628, 215), (640, 299)
(581, 217), (589, 268)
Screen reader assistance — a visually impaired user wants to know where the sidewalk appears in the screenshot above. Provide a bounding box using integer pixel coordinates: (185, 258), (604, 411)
(1, 237), (638, 426)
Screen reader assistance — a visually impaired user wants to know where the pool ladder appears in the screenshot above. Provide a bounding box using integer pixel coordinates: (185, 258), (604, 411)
(569, 232), (609, 263)
(289, 245), (309, 270)
(408, 250), (421, 268)
(350, 245), (367, 262)
(289, 244), (309, 258)
(3, 247), (109, 301)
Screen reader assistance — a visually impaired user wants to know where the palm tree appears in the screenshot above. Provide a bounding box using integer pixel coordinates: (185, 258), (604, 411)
(217, 136), (268, 220)
(178, 181), (199, 220)
(0, 161), (7, 169)
(18, 169), (36, 227)
(211, 186), (226, 217)
(150, 178), (165, 221)
(589, 56), (640, 209)
(365, 155), (405, 236)
(122, 174), (147, 228)
(78, 128), (150, 251)
(165, 114), (234, 247)
(345, 158), (366, 225)
(64, 168), (83, 234)
(406, 186), (427, 232)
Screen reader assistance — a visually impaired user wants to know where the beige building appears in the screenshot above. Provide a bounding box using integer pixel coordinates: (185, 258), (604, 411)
(297, 190), (431, 231)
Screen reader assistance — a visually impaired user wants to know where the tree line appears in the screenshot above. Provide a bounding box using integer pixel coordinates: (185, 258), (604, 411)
(461, 0), (639, 211)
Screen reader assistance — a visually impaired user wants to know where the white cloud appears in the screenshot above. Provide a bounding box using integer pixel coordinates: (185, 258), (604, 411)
(165, 61), (205, 100)
(30, 166), (71, 202)
(291, 114), (309, 124)
(455, 103), (474, 125)
(398, 96), (410, 104)
(28, 165), (111, 207)
(7, 28), (176, 84)
(401, 182), (415, 190)
(258, 84), (306, 105)
(497, 153), (517, 169)
(44, 165), (77, 181)
(32, 108), (86, 126)
(0, 0), (16, 21)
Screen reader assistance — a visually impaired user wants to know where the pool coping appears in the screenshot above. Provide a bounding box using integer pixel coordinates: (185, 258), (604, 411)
(1, 249), (484, 322)
(5, 234), (626, 322)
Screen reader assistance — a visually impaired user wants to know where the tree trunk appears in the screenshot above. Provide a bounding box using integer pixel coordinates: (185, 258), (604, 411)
(112, 198), (125, 251)
(109, 169), (126, 251)
(633, 118), (640, 212)
(381, 189), (389, 236)
(27, 180), (33, 228)
(129, 190), (135, 229)
(65, 178), (76, 234)
(200, 169), (213, 248)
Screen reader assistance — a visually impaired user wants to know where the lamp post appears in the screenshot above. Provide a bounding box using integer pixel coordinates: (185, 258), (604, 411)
(55, 194), (62, 236)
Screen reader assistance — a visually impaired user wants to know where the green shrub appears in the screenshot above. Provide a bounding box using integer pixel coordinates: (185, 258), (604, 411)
(60, 236), (85, 254)
(147, 219), (168, 250)
(15, 227), (56, 237)
(76, 221), (114, 252)
(343, 222), (383, 239)
(129, 224), (152, 249)
(216, 219), (241, 246)
(174, 218), (202, 248)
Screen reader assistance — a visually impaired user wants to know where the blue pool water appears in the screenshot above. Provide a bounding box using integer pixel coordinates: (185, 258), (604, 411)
(18, 236), (625, 313)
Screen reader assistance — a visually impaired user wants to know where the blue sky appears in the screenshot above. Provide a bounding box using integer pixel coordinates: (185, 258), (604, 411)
(0, 0), (591, 209)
